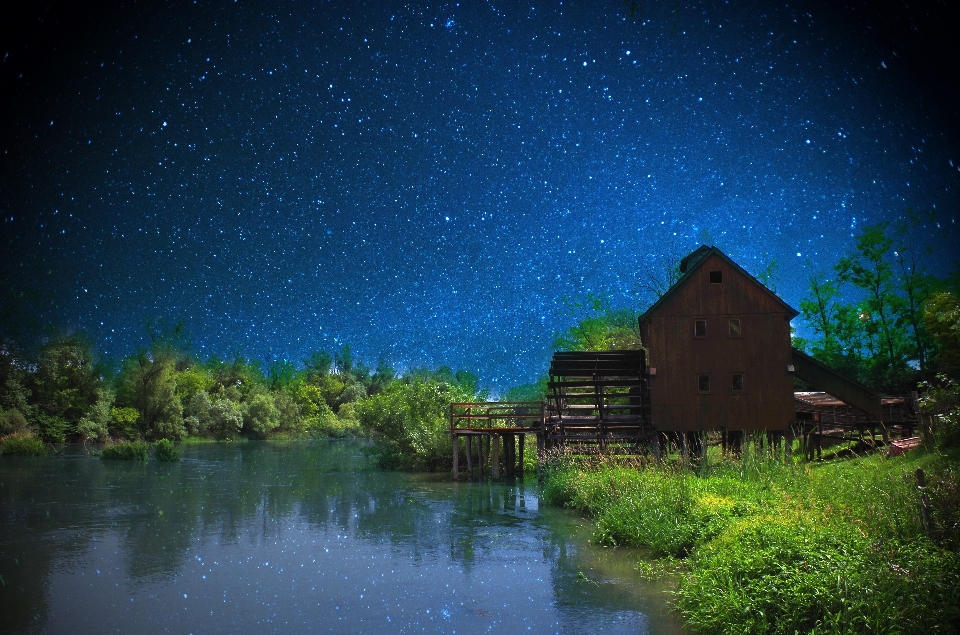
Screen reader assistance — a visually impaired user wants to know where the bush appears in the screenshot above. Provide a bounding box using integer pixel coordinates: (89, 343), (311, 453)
(0, 409), (28, 435)
(0, 431), (47, 456)
(152, 438), (181, 462)
(100, 440), (148, 460)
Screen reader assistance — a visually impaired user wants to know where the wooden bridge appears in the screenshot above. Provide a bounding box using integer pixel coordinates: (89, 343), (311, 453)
(450, 351), (654, 479)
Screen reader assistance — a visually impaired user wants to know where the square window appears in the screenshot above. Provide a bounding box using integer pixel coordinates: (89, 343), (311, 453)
(698, 374), (710, 392)
(709, 270), (723, 284)
(732, 374), (743, 391)
(728, 318), (741, 337)
(694, 319), (707, 337)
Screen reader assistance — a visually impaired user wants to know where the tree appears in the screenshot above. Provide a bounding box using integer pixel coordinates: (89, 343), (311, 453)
(115, 347), (184, 440)
(30, 332), (101, 440)
(925, 291), (960, 379)
(554, 294), (642, 351)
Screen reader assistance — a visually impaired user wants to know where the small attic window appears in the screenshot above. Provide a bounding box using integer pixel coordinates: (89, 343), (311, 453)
(709, 270), (723, 284)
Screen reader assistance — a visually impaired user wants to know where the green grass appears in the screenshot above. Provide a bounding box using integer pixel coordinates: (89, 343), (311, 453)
(152, 438), (181, 461)
(0, 432), (47, 456)
(100, 440), (149, 460)
(540, 445), (960, 634)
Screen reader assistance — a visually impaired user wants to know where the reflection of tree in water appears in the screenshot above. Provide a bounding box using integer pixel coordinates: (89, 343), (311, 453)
(1, 441), (662, 634)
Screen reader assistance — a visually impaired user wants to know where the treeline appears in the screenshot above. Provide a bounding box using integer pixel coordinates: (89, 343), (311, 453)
(794, 212), (960, 393)
(0, 319), (486, 469)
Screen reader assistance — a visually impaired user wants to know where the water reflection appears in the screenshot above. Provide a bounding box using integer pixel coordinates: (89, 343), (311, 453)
(0, 441), (685, 634)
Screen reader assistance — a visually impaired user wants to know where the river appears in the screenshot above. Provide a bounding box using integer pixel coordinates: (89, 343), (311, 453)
(0, 440), (687, 634)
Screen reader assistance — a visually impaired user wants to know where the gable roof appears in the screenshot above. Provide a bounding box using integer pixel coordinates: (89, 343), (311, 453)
(639, 245), (799, 322)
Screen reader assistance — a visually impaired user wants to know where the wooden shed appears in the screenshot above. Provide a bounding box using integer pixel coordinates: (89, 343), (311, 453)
(638, 245), (798, 433)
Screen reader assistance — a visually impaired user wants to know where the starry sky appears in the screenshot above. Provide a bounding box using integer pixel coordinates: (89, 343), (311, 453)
(2, 0), (958, 392)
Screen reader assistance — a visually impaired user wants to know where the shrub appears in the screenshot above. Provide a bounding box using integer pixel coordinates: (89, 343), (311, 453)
(152, 438), (181, 462)
(0, 409), (28, 435)
(243, 393), (280, 437)
(100, 440), (148, 460)
(0, 431), (47, 456)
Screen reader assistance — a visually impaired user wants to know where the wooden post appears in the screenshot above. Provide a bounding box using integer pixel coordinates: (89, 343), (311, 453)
(518, 434), (525, 476)
(452, 433), (459, 480)
(536, 432), (545, 479)
(491, 434), (500, 479)
(916, 468), (933, 537)
(481, 434), (488, 477)
(466, 435), (473, 478)
(505, 434), (515, 478)
(785, 425), (794, 465)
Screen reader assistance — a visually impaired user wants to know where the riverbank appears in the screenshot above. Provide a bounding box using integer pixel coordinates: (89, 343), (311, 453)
(540, 443), (960, 634)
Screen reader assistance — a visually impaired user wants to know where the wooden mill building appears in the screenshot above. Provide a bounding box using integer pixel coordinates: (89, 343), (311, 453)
(450, 245), (909, 478)
(638, 245), (797, 434)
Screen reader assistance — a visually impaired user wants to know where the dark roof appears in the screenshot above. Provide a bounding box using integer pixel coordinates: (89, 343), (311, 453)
(639, 245), (799, 322)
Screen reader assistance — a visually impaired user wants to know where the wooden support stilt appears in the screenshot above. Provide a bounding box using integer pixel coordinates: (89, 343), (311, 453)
(466, 435), (473, 478)
(481, 434), (488, 477)
(491, 433), (500, 479)
(505, 434), (515, 478)
(518, 434), (525, 476)
(452, 434), (459, 480)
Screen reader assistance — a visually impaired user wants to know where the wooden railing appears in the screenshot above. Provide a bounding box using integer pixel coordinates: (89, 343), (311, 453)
(449, 401), (545, 432)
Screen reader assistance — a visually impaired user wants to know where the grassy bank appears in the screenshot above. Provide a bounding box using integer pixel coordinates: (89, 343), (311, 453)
(541, 443), (960, 634)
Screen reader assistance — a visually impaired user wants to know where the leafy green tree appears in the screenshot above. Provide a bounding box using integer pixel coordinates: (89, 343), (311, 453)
(109, 406), (140, 439)
(889, 212), (938, 377)
(304, 350), (333, 379)
(30, 332), (101, 435)
(115, 348), (184, 440)
(76, 388), (114, 444)
(242, 392), (280, 438)
(555, 294), (642, 351)
(925, 291), (960, 379)
(357, 374), (477, 470)
(208, 397), (243, 440)
(836, 223), (905, 387)
(272, 390), (303, 433)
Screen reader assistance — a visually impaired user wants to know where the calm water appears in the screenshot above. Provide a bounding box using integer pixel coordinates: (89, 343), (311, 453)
(0, 441), (686, 635)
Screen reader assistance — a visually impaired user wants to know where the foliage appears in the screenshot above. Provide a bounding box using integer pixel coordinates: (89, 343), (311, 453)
(797, 213), (946, 392)
(109, 406), (140, 439)
(357, 374), (476, 470)
(30, 332), (101, 430)
(0, 408), (28, 436)
(554, 294), (642, 351)
(207, 397), (243, 440)
(926, 291), (960, 378)
(115, 346), (184, 439)
(152, 438), (181, 462)
(100, 440), (149, 460)
(541, 447), (960, 635)
(76, 388), (114, 444)
(918, 375), (960, 449)
(0, 431), (46, 456)
(242, 392), (280, 438)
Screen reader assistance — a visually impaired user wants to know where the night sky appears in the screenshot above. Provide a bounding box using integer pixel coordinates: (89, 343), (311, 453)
(2, 1), (958, 392)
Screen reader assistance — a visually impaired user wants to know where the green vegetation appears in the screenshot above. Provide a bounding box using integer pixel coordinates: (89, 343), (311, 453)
(0, 314), (487, 468)
(152, 438), (181, 462)
(541, 445), (960, 634)
(794, 211), (956, 393)
(100, 440), (149, 461)
(0, 431), (47, 456)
